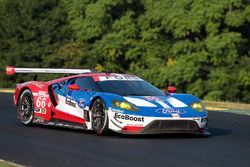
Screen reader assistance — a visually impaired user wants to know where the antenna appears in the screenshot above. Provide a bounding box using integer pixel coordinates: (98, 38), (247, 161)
(105, 70), (111, 75)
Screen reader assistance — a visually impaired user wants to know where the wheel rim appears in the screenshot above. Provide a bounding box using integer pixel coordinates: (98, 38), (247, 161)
(19, 95), (33, 124)
(92, 100), (106, 131)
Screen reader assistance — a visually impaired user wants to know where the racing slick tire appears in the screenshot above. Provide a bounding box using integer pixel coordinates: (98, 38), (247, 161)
(17, 89), (34, 125)
(91, 98), (109, 135)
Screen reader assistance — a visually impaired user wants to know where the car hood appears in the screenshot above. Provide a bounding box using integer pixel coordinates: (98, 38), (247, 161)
(94, 92), (207, 118)
(111, 93), (207, 118)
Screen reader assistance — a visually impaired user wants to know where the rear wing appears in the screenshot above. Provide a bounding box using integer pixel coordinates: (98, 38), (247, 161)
(5, 66), (92, 75)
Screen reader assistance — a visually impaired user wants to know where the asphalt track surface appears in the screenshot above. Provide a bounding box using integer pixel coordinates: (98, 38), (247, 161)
(0, 93), (250, 167)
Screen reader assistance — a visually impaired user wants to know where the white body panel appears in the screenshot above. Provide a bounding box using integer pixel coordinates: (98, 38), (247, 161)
(107, 108), (207, 133)
(56, 94), (84, 118)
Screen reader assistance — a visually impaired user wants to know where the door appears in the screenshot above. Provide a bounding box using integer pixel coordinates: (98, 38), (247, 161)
(53, 77), (96, 123)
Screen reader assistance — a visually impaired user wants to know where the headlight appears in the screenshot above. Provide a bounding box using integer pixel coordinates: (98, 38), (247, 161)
(190, 102), (206, 112)
(112, 100), (138, 111)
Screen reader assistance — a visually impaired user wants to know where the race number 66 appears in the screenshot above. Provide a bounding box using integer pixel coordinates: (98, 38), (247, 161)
(36, 97), (46, 108)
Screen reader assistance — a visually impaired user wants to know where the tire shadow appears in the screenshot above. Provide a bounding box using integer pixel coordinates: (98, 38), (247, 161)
(23, 123), (95, 135)
(103, 127), (232, 139)
(19, 123), (232, 139)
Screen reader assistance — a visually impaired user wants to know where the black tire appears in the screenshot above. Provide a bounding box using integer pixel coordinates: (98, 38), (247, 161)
(17, 89), (34, 125)
(91, 98), (109, 135)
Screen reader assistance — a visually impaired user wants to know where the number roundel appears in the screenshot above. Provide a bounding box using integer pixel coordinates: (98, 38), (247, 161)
(36, 97), (46, 108)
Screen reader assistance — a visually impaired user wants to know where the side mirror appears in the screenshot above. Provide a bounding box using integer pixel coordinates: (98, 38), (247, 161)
(167, 86), (176, 93)
(67, 84), (80, 91)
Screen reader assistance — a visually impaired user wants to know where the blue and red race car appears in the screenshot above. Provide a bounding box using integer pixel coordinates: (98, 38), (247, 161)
(6, 66), (209, 135)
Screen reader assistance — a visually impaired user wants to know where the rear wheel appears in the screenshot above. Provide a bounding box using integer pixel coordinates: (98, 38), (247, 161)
(18, 89), (34, 125)
(91, 98), (109, 135)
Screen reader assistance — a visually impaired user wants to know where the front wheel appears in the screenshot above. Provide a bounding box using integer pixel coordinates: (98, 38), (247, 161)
(17, 89), (34, 125)
(91, 98), (109, 135)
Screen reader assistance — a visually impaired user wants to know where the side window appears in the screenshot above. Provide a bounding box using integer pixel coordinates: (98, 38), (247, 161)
(74, 77), (95, 91)
(53, 80), (66, 91)
(52, 80), (69, 96)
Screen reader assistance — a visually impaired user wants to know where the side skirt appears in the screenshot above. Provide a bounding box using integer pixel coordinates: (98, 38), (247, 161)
(33, 116), (88, 130)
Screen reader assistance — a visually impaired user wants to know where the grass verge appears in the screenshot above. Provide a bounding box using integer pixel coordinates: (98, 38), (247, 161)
(204, 101), (250, 116)
(204, 101), (250, 111)
(0, 160), (23, 167)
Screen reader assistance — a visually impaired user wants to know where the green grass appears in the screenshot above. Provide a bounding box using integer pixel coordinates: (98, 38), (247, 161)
(0, 160), (23, 167)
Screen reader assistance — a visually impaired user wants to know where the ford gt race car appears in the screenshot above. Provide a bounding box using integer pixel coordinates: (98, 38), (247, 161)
(6, 66), (209, 136)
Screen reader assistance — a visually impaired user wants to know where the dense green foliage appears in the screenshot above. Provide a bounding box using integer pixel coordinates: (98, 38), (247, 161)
(0, 0), (250, 102)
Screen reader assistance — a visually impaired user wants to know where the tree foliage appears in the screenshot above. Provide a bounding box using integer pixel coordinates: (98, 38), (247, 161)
(0, 0), (250, 102)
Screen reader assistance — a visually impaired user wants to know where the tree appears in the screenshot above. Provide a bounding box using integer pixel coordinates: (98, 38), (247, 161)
(0, 0), (73, 85)
(1, 0), (250, 102)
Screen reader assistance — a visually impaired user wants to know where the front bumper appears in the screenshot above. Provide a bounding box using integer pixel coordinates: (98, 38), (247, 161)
(142, 120), (200, 134)
(108, 108), (209, 135)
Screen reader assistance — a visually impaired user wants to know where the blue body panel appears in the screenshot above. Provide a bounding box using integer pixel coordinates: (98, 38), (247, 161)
(52, 78), (207, 119)
(58, 88), (207, 118)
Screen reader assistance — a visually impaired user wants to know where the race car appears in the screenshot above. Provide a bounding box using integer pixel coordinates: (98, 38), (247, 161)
(6, 66), (209, 135)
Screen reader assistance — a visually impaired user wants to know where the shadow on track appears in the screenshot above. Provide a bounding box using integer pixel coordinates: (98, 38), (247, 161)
(20, 122), (231, 139)
(208, 127), (232, 137)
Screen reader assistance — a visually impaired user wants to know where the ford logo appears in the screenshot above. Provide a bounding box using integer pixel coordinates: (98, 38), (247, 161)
(78, 98), (86, 109)
(155, 108), (186, 114)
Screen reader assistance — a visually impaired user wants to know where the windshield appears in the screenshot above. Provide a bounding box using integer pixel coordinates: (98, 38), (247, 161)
(97, 80), (165, 96)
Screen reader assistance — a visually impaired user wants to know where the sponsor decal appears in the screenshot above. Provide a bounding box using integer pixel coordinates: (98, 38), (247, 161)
(34, 108), (40, 113)
(6, 66), (15, 75)
(31, 81), (45, 89)
(37, 91), (48, 97)
(41, 108), (46, 114)
(155, 108), (186, 114)
(114, 113), (144, 122)
(77, 98), (86, 108)
(33, 91), (49, 98)
(143, 96), (162, 101)
(34, 108), (46, 114)
(127, 123), (144, 127)
(65, 98), (76, 107)
(99, 75), (143, 81)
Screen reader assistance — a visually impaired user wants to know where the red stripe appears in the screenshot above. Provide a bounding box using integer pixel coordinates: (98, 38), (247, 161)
(52, 109), (86, 124)
(122, 126), (144, 132)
